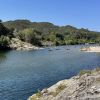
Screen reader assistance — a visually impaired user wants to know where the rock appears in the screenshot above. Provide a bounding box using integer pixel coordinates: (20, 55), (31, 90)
(10, 38), (42, 51)
(41, 89), (48, 94)
(28, 69), (100, 100)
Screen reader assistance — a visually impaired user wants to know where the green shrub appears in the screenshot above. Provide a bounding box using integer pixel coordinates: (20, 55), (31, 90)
(79, 70), (91, 76)
(0, 36), (10, 47)
(50, 84), (66, 97)
(17, 29), (42, 46)
(36, 89), (42, 97)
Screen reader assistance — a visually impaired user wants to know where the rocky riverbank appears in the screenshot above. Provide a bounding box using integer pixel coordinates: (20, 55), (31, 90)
(10, 38), (42, 51)
(28, 68), (100, 100)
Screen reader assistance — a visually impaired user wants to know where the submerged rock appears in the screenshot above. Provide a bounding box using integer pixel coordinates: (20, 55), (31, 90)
(28, 68), (100, 100)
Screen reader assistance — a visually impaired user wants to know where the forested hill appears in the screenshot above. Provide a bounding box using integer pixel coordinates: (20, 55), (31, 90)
(0, 19), (100, 50)
(3, 20), (99, 34)
(3, 20), (58, 34)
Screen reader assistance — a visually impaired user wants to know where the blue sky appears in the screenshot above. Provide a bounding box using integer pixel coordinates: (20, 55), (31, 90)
(0, 0), (100, 31)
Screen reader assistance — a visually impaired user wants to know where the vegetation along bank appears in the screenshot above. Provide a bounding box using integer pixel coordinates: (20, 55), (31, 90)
(0, 19), (100, 50)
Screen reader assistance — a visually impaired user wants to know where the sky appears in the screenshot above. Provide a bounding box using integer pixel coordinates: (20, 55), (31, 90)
(0, 0), (100, 31)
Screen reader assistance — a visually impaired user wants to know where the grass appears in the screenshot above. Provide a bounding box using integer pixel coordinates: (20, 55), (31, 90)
(49, 84), (66, 97)
(29, 96), (38, 100)
(36, 89), (42, 97)
(95, 67), (100, 72)
(79, 67), (100, 76)
(29, 90), (41, 100)
(56, 84), (66, 92)
(79, 70), (92, 76)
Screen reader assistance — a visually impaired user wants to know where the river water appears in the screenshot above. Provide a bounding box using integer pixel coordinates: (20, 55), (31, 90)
(0, 45), (100, 100)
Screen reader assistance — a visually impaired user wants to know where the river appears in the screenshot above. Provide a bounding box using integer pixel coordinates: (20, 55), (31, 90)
(0, 45), (100, 100)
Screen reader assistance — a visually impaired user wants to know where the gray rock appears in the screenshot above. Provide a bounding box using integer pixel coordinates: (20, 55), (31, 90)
(28, 69), (100, 100)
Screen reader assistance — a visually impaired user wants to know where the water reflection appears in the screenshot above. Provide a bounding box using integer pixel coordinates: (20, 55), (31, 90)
(0, 51), (8, 63)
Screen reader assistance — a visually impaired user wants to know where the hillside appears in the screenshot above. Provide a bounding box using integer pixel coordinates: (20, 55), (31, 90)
(0, 19), (100, 50)
(3, 20), (58, 34)
(3, 20), (100, 35)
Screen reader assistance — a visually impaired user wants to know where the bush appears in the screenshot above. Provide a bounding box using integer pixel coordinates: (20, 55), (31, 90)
(0, 36), (10, 47)
(79, 70), (91, 76)
(17, 29), (42, 46)
(36, 89), (42, 97)
(0, 23), (10, 36)
(50, 84), (66, 97)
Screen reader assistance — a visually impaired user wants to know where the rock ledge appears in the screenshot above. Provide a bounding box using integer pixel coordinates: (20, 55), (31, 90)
(28, 68), (100, 100)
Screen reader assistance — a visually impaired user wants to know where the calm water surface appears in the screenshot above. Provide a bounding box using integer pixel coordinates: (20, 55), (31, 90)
(0, 45), (100, 100)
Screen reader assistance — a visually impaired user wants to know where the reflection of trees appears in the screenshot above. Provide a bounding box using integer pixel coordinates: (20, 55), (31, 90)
(0, 51), (8, 63)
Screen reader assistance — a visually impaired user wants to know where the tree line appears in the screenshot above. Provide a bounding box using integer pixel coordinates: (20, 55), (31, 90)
(0, 19), (100, 49)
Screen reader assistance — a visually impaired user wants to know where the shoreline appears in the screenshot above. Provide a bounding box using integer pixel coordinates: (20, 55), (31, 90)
(9, 38), (44, 51)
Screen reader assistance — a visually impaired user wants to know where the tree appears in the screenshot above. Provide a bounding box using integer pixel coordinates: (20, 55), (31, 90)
(0, 36), (10, 48)
(0, 23), (10, 36)
(0, 20), (2, 23)
(17, 28), (42, 46)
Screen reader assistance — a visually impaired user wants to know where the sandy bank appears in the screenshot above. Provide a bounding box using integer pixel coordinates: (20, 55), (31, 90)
(81, 46), (100, 52)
